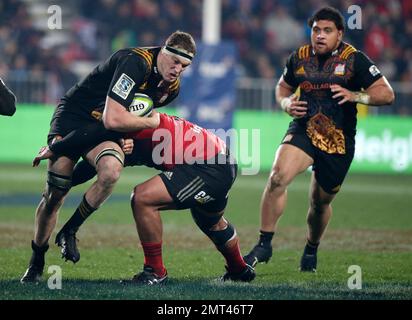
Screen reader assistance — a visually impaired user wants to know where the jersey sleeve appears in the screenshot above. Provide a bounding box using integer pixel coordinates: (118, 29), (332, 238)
(282, 52), (298, 89)
(353, 51), (383, 89)
(107, 54), (149, 108)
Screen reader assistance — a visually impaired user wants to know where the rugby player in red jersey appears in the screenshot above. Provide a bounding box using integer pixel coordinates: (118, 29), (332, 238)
(32, 112), (256, 285)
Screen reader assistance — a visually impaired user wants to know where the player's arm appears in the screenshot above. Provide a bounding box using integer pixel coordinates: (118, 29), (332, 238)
(104, 53), (159, 132)
(0, 78), (16, 116)
(102, 96), (159, 132)
(276, 76), (308, 118)
(331, 52), (395, 106)
(276, 53), (308, 118)
(32, 122), (123, 166)
(331, 77), (394, 106)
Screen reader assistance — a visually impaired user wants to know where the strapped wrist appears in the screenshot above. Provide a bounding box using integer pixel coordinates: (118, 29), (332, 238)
(280, 97), (292, 111)
(354, 92), (370, 105)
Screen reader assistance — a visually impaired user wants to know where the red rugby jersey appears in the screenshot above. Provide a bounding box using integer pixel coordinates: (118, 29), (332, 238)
(127, 113), (226, 170)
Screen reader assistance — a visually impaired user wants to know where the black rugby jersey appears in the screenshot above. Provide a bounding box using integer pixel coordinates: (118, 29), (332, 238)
(57, 47), (180, 121)
(283, 42), (382, 138)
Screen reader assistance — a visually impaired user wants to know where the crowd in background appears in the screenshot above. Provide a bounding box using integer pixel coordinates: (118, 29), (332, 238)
(0, 0), (411, 114)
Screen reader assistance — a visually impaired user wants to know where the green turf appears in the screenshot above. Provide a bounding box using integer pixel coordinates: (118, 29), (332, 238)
(0, 164), (411, 300)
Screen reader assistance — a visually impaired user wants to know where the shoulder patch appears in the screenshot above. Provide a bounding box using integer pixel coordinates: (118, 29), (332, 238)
(340, 44), (357, 60)
(112, 73), (135, 100)
(298, 45), (310, 59)
(369, 65), (381, 77)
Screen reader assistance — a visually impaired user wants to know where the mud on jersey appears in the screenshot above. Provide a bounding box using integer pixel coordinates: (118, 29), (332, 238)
(283, 42), (382, 154)
(58, 47), (180, 121)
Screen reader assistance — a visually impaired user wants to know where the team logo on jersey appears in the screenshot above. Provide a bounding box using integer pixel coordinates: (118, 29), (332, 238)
(296, 65), (306, 75)
(369, 65), (381, 77)
(112, 73), (135, 99)
(163, 171), (173, 180)
(334, 63), (345, 76)
(194, 191), (215, 204)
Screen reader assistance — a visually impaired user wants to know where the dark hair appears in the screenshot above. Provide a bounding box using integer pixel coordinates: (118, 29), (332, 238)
(308, 7), (345, 32)
(166, 31), (197, 56)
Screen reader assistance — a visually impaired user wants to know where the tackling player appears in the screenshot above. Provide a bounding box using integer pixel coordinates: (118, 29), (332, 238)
(21, 31), (197, 283)
(32, 111), (256, 285)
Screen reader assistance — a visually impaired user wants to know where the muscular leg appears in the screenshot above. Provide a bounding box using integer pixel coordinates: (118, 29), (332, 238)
(261, 143), (314, 232)
(300, 173), (336, 272)
(244, 143), (313, 266)
(34, 156), (76, 246)
(191, 207), (255, 282)
(21, 153), (76, 283)
(128, 175), (175, 284)
(131, 175), (175, 242)
(83, 141), (124, 207)
(306, 173), (336, 244)
(55, 141), (125, 263)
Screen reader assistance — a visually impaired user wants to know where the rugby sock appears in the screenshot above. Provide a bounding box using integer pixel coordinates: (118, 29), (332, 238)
(141, 241), (167, 277)
(218, 238), (247, 273)
(304, 239), (319, 255)
(61, 195), (97, 232)
(258, 230), (274, 247)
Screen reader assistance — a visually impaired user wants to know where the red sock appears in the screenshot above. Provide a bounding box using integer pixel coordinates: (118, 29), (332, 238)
(141, 241), (166, 277)
(218, 238), (247, 273)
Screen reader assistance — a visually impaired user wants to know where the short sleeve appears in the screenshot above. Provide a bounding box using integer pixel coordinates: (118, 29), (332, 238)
(353, 51), (383, 89)
(107, 54), (149, 108)
(282, 53), (298, 89)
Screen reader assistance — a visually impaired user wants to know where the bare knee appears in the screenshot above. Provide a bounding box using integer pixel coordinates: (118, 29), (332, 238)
(42, 186), (67, 212)
(309, 198), (331, 215)
(96, 160), (122, 188)
(267, 167), (288, 192)
(131, 184), (152, 212)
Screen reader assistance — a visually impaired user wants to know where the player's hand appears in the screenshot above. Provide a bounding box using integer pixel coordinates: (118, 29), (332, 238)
(147, 110), (160, 128)
(32, 146), (54, 167)
(120, 138), (134, 155)
(282, 94), (308, 118)
(331, 84), (356, 105)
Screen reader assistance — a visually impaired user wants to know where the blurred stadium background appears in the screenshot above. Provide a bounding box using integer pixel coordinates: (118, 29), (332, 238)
(0, 0), (411, 300)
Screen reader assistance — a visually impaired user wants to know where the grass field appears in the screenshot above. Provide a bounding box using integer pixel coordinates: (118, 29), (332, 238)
(0, 163), (411, 300)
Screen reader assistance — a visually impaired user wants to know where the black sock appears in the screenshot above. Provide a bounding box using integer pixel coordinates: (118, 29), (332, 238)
(61, 195), (97, 232)
(304, 239), (319, 255)
(258, 230), (274, 247)
(29, 240), (49, 268)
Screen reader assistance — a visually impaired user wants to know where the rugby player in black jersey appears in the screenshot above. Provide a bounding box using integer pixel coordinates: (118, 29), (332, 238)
(30, 112), (256, 285)
(0, 77), (16, 116)
(244, 7), (395, 272)
(21, 31), (196, 283)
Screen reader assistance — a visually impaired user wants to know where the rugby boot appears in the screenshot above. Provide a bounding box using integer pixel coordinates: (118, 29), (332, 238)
(121, 266), (168, 286)
(55, 227), (80, 263)
(300, 252), (317, 272)
(20, 241), (49, 283)
(221, 264), (256, 282)
(243, 243), (272, 267)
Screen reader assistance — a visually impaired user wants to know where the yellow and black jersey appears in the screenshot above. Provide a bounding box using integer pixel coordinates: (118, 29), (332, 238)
(283, 41), (383, 140)
(59, 46), (180, 122)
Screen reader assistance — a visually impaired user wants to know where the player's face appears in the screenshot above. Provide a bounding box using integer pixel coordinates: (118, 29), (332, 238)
(159, 52), (191, 82)
(311, 20), (343, 55)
